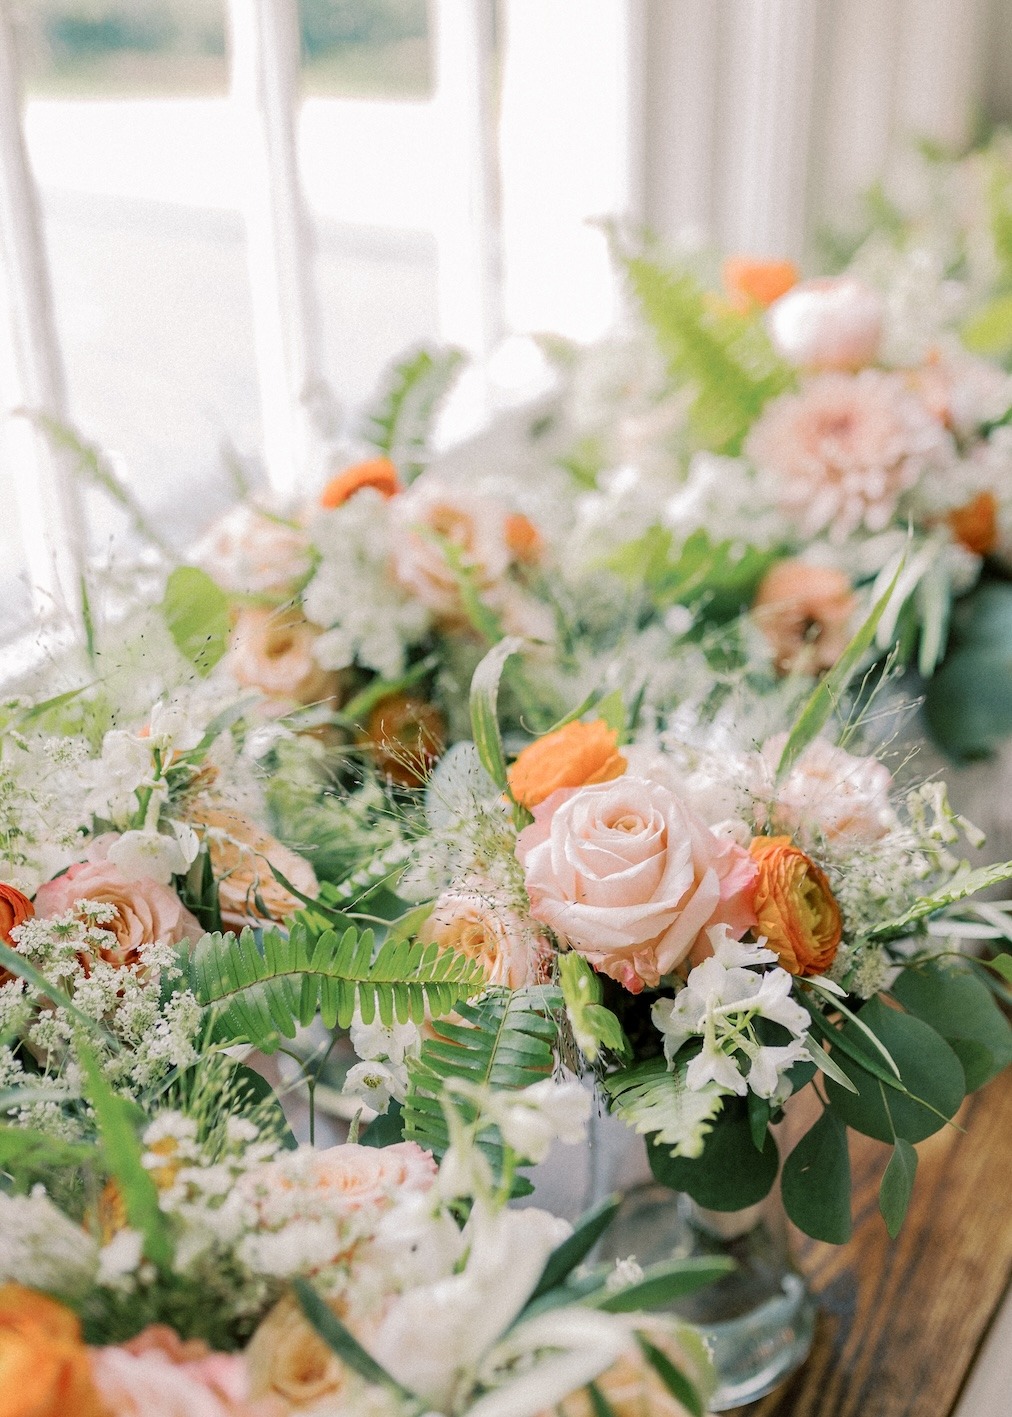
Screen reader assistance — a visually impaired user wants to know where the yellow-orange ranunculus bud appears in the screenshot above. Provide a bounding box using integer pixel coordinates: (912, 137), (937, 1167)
(319, 457), (401, 509)
(0, 1285), (108, 1417)
(946, 490), (999, 557)
(722, 256), (800, 312)
(508, 719), (627, 812)
(748, 835), (842, 976)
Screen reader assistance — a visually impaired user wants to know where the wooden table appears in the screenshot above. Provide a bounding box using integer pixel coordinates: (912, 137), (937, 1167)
(735, 1070), (1012, 1417)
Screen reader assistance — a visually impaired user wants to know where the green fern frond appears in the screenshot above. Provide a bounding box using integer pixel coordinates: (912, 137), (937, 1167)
(624, 255), (793, 455)
(361, 345), (466, 481)
(191, 922), (487, 1053)
(402, 987), (560, 1161)
(603, 1058), (725, 1161)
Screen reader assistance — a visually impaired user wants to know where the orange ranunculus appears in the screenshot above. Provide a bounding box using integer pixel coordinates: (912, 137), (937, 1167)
(722, 257), (800, 312)
(319, 457), (401, 509)
(504, 513), (543, 565)
(0, 884), (33, 946)
(362, 694), (445, 788)
(508, 719), (627, 812)
(0, 1285), (108, 1417)
(947, 491), (999, 557)
(748, 836), (842, 977)
(753, 560), (857, 677)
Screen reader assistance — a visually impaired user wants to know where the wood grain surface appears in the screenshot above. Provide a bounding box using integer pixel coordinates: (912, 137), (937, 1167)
(734, 1070), (1012, 1417)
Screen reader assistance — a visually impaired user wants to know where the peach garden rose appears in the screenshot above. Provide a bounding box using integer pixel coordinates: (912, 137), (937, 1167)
(516, 776), (758, 992)
(419, 889), (550, 989)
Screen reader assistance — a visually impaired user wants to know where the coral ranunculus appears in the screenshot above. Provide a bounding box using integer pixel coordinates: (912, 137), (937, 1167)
(753, 560), (857, 676)
(0, 1285), (108, 1417)
(722, 256), (799, 311)
(748, 835), (842, 976)
(319, 456), (402, 509)
(363, 693), (445, 787)
(0, 883), (33, 944)
(508, 719), (627, 812)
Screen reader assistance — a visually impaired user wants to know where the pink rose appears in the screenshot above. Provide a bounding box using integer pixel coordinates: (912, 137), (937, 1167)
(238, 1141), (437, 1224)
(419, 889), (550, 989)
(196, 503), (312, 601)
(34, 858), (201, 970)
(766, 276), (884, 371)
(90, 1344), (278, 1417)
(223, 607), (342, 715)
(391, 478), (516, 622)
(516, 777), (757, 993)
(760, 735), (897, 845)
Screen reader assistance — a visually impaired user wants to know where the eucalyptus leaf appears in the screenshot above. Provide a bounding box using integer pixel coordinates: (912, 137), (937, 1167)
(879, 1139), (918, 1238)
(781, 1110), (852, 1244)
(648, 1105), (779, 1210)
(891, 960), (1012, 1091)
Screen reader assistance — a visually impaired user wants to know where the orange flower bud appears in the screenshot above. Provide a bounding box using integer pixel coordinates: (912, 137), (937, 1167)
(508, 719), (627, 812)
(748, 835), (842, 976)
(946, 490), (999, 557)
(363, 694), (445, 787)
(319, 457), (401, 509)
(723, 256), (800, 312)
(504, 513), (543, 565)
(0, 1285), (108, 1417)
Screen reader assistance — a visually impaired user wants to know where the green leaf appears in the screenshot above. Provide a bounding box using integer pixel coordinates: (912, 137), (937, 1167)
(595, 689), (627, 737)
(867, 861), (1012, 940)
(637, 1337), (705, 1417)
(962, 292), (1012, 357)
(824, 998), (965, 1144)
(879, 1139), (918, 1239)
(293, 1277), (416, 1398)
(891, 960), (1012, 1091)
(559, 953), (630, 1063)
(0, 1125), (93, 1187)
(361, 345), (465, 481)
(648, 1104), (779, 1210)
(530, 1194), (622, 1300)
(982, 953), (1012, 985)
(160, 566), (231, 676)
(593, 1257), (736, 1313)
(781, 1110), (852, 1244)
(604, 1059), (725, 1160)
(778, 562), (904, 779)
(192, 922), (486, 1053)
(360, 1102), (406, 1149)
(587, 1383), (619, 1417)
(78, 1047), (173, 1270)
(470, 636), (525, 791)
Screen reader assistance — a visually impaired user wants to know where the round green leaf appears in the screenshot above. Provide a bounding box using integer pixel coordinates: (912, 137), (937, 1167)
(649, 1105), (779, 1211)
(825, 998), (965, 1144)
(891, 962), (1012, 1092)
(781, 1110), (852, 1244)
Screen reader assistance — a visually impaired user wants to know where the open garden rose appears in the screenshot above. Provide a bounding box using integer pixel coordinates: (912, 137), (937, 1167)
(196, 807), (318, 931)
(0, 1285), (107, 1417)
(197, 503), (312, 601)
(319, 455), (402, 508)
(761, 736), (897, 845)
(245, 1293), (356, 1412)
(546, 1317), (711, 1417)
(517, 776), (757, 992)
(419, 889), (550, 988)
(748, 835), (842, 975)
(508, 719), (627, 811)
(224, 608), (342, 713)
(753, 560), (857, 676)
(766, 275), (884, 370)
(238, 1141), (436, 1225)
(33, 858), (201, 969)
(91, 1343), (273, 1417)
(391, 477), (517, 621)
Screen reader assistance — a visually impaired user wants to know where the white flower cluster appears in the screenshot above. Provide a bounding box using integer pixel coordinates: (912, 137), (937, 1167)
(304, 492), (432, 678)
(0, 721), (96, 894)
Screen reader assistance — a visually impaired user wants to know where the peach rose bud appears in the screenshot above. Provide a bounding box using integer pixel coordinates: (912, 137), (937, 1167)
(766, 276), (883, 371)
(748, 835), (842, 976)
(508, 719), (627, 812)
(753, 560), (857, 677)
(319, 456), (401, 509)
(722, 256), (800, 312)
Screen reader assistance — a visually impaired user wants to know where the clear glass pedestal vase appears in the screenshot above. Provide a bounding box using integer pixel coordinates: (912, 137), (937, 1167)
(596, 1179), (816, 1411)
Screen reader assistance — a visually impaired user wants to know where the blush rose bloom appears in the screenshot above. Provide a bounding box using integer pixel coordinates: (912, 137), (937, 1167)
(238, 1141), (437, 1224)
(196, 503), (312, 601)
(766, 276), (884, 371)
(195, 807), (318, 931)
(760, 735), (898, 846)
(34, 858), (201, 969)
(753, 560), (857, 676)
(516, 777), (758, 993)
(223, 607), (342, 714)
(391, 478), (519, 622)
(91, 1344), (277, 1417)
(419, 889), (550, 989)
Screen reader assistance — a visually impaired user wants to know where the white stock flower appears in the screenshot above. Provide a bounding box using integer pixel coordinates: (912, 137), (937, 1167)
(107, 828), (195, 884)
(147, 699), (205, 752)
(0, 1187), (98, 1296)
(97, 1228), (144, 1287)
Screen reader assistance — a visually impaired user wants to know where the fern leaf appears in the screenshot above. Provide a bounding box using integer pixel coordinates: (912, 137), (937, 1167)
(624, 254), (793, 455)
(361, 345), (465, 481)
(603, 1059), (725, 1160)
(192, 923), (487, 1052)
(402, 987), (560, 1162)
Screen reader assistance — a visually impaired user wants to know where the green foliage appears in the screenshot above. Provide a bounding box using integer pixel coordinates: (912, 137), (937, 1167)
(781, 1110), (852, 1243)
(624, 253), (793, 455)
(78, 1047), (174, 1270)
(361, 344), (465, 481)
(531, 1195), (622, 1300)
(402, 987), (558, 1162)
(191, 922), (486, 1053)
(604, 1059), (725, 1160)
(777, 562), (904, 779)
(637, 1336), (706, 1417)
(824, 998), (965, 1144)
(879, 1139), (918, 1239)
(648, 1102), (779, 1210)
(160, 566), (231, 676)
(890, 960), (1012, 1091)
(559, 953), (630, 1063)
(0, 1125), (93, 1191)
(608, 527), (782, 625)
(867, 860), (1012, 941)
(961, 292), (1012, 358)
(924, 581), (1012, 759)
(470, 636), (525, 792)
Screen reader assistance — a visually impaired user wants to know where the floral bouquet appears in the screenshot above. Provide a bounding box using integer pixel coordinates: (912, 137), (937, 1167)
(343, 635), (1012, 1245)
